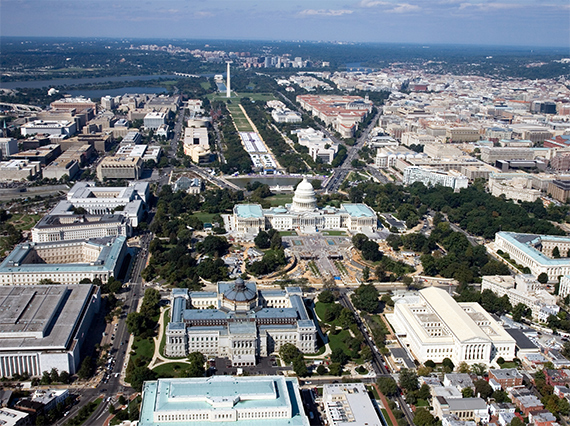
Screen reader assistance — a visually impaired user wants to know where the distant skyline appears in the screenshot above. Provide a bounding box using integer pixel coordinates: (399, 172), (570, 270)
(1, 0), (569, 48)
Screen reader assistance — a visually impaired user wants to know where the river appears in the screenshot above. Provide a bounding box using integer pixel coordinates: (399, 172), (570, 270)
(0, 73), (214, 90)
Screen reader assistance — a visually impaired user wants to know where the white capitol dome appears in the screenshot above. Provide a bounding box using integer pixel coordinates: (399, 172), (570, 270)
(291, 178), (317, 211)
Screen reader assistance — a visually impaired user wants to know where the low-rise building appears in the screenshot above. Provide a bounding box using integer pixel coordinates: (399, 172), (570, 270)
(9, 144), (61, 166)
(96, 155), (142, 180)
(165, 281), (317, 365)
(322, 383), (381, 426)
(0, 285), (100, 377)
(173, 177), (202, 194)
(272, 108), (302, 123)
(481, 275), (558, 322)
(21, 120), (76, 137)
(488, 369), (524, 389)
(138, 376), (310, 426)
(0, 236), (127, 285)
(143, 111), (166, 130)
(0, 407), (30, 426)
(548, 180), (570, 203)
(494, 232), (570, 282)
(31, 214), (131, 242)
(0, 160), (41, 182)
(0, 138), (18, 159)
(292, 128), (338, 164)
(42, 159), (80, 181)
(433, 397), (488, 423)
(403, 166), (469, 191)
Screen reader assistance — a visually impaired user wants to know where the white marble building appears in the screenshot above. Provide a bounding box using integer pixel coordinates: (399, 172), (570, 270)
(165, 279), (317, 366)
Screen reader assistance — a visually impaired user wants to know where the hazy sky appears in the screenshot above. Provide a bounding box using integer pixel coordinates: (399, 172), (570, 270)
(1, 0), (569, 48)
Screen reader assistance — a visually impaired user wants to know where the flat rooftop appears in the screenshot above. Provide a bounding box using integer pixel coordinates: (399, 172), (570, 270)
(0, 285), (94, 351)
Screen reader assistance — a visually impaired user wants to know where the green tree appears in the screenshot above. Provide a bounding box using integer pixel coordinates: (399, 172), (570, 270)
(362, 266), (370, 281)
(538, 273), (549, 284)
(185, 352), (205, 377)
(377, 377), (399, 397)
(280, 343), (301, 365)
(462, 387), (474, 398)
(351, 284), (379, 313)
(553, 246), (561, 258)
(318, 290), (335, 304)
(442, 357), (454, 373)
(331, 347), (349, 365)
(254, 231), (271, 249)
(293, 358), (308, 377)
(510, 417), (524, 426)
(398, 368), (419, 393)
(414, 407), (437, 426)
(316, 364), (327, 375)
(474, 379), (493, 399)
(329, 363), (343, 376)
(77, 356), (93, 380)
(418, 383), (431, 400)
(471, 363), (487, 376)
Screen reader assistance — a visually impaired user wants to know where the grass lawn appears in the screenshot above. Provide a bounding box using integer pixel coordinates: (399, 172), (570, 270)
(237, 92), (277, 102)
(321, 230), (346, 236)
(200, 81), (212, 90)
(314, 301), (333, 323)
(416, 399), (429, 407)
(499, 361), (518, 369)
(279, 230), (298, 237)
(381, 409), (394, 426)
(8, 213), (42, 230)
(191, 212), (219, 224)
(328, 330), (352, 356)
(152, 362), (190, 378)
(130, 337), (154, 366)
(266, 193), (294, 206)
(158, 309), (170, 357)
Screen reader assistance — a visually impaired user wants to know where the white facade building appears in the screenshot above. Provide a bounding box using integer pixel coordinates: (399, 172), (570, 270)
(31, 214), (131, 243)
(403, 166), (469, 191)
(390, 287), (516, 366)
(292, 128), (338, 164)
(21, 120), (76, 137)
(227, 179), (378, 235)
(0, 285), (100, 377)
(138, 376), (309, 426)
(50, 181), (149, 227)
(494, 232), (570, 282)
(322, 383), (381, 426)
(165, 280), (317, 366)
(143, 111), (166, 130)
(480, 275), (558, 322)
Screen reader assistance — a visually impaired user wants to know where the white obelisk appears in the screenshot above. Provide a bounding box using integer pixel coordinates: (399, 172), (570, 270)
(226, 61), (232, 98)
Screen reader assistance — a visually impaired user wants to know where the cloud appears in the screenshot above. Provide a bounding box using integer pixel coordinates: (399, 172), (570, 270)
(194, 11), (214, 17)
(359, 0), (421, 13)
(458, 2), (524, 11)
(388, 3), (421, 12)
(298, 9), (354, 17)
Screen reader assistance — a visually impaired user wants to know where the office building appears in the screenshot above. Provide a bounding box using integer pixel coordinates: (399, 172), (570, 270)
(488, 174), (542, 202)
(50, 97), (97, 112)
(138, 376), (309, 426)
(322, 383), (381, 426)
(292, 128), (338, 164)
(433, 397), (489, 423)
(42, 159), (79, 181)
(31, 214), (131, 243)
(96, 155), (142, 180)
(0, 285), (100, 377)
(0, 138), (18, 159)
(9, 144), (61, 166)
(296, 95), (373, 138)
(0, 236), (127, 285)
(20, 120), (76, 137)
(548, 180), (570, 203)
(494, 232), (570, 282)
(271, 108), (302, 124)
(51, 181), (148, 227)
(481, 275), (558, 322)
(228, 179), (377, 235)
(173, 177), (202, 194)
(390, 287), (516, 366)
(183, 126), (211, 164)
(403, 166), (468, 191)
(0, 407), (30, 426)
(143, 112), (166, 130)
(165, 280), (317, 365)
(0, 160), (41, 182)
(445, 127), (480, 142)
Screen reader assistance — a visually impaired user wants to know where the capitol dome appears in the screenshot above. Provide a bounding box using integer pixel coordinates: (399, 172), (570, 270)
(291, 178), (317, 211)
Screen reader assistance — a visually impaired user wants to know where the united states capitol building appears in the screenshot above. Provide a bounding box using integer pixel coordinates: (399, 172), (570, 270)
(165, 279), (317, 366)
(226, 178), (378, 234)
